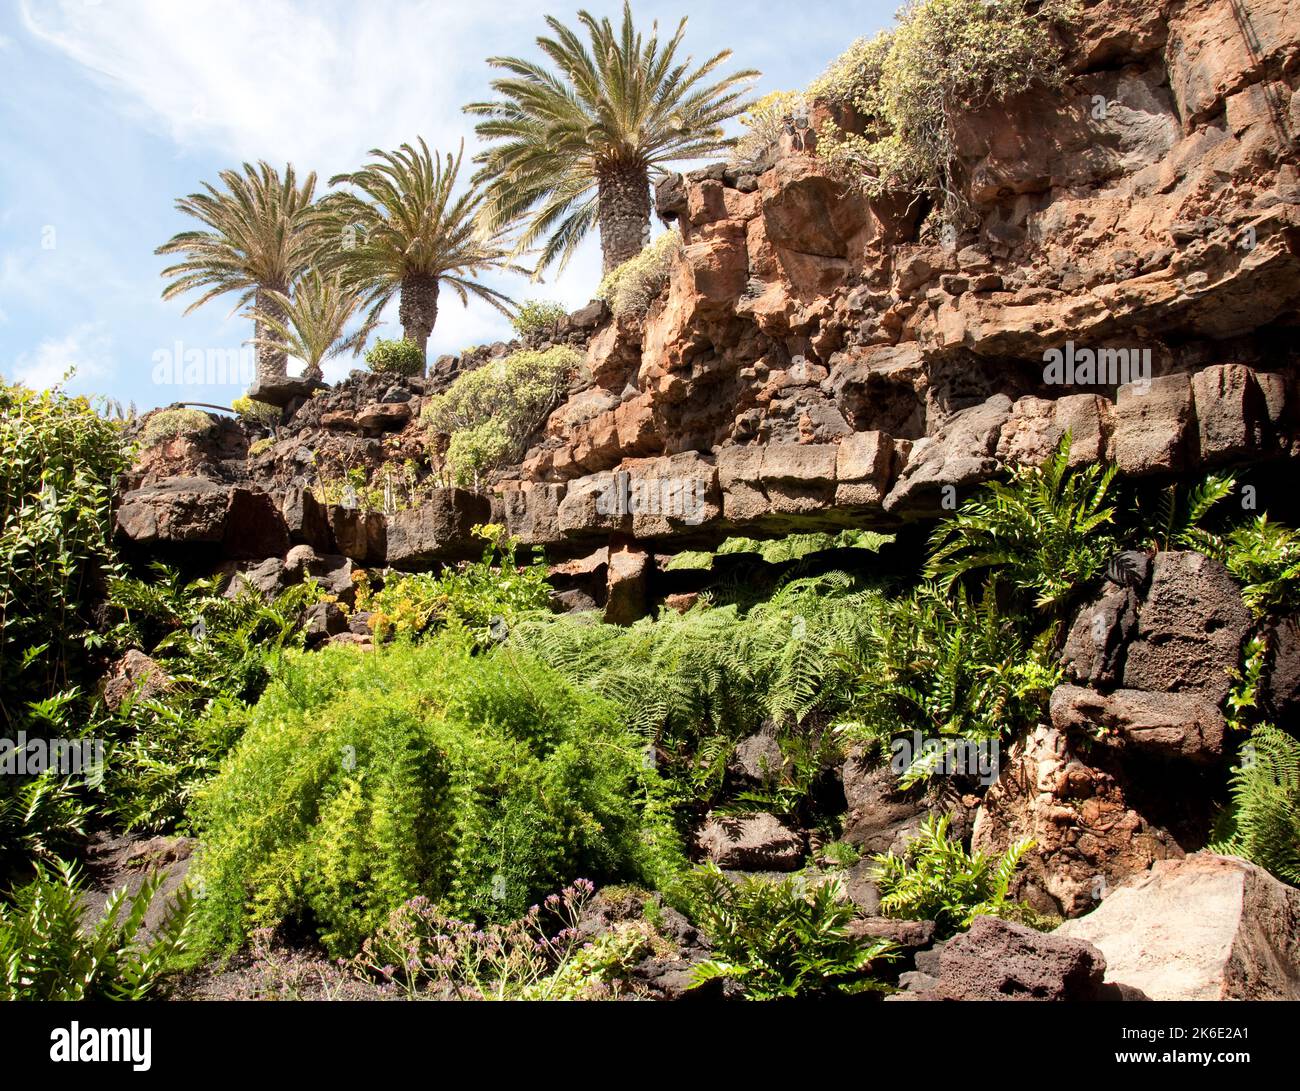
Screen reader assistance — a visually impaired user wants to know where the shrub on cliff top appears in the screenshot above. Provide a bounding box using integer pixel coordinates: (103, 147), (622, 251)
(811, 0), (1079, 227)
(231, 395), (281, 428)
(596, 231), (681, 320)
(421, 345), (577, 487)
(365, 337), (425, 377)
(140, 407), (217, 447)
(511, 300), (568, 338)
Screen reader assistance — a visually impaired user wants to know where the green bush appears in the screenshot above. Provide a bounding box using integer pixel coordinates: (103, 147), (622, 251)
(190, 635), (684, 957)
(365, 337), (425, 377)
(1224, 516), (1300, 619)
(1211, 725), (1300, 885)
(140, 407), (218, 447)
(356, 524), (550, 645)
(731, 90), (804, 170)
(511, 300), (569, 338)
(422, 345), (578, 486)
(872, 813), (1036, 938)
(0, 858), (192, 1000)
(596, 232), (681, 319)
(810, 0), (1079, 225)
(685, 864), (896, 998)
(231, 395), (281, 428)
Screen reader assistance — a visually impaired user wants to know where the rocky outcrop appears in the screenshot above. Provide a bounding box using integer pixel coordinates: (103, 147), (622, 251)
(695, 811), (805, 871)
(1056, 853), (1300, 999)
(892, 916), (1134, 1001)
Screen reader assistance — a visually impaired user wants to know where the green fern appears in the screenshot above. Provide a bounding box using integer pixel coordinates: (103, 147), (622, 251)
(1210, 724), (1300, 885)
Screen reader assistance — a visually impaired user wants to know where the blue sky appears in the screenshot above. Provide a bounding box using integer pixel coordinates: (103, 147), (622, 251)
(0, 0), (894, 411)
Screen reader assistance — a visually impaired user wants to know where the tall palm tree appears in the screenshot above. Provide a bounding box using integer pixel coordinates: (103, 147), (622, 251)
(465, 2), (758, 274)
(156, 162), (319, 385)
(247, 270), (374, 382)
(322, 139), (523, 365)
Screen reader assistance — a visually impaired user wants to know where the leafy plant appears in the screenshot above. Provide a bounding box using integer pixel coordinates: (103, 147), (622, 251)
(511, 300), (569, 338)
(731, 90), (804, 170)
(596, 232), (681, 320)
(1210, 724), (1300, 885)
(323, 139), (522, 358)
(926, 434), (1118, 615)
(364, 337), (427, 378)
(1138, 471), (1236, 555)
(872, 813), (1034, 937)
(1224, 516), (1300, 619)
(140, 408), (218, 447)
(230, 395), (281, 428)
(421, 345), (578, 486)
(356, 524), (550, 644)
(0, 771), (92, 882)
(465, 2), (757, 273)
(190, 635), (683, 957)
(685, 864), (896, 998)
(249, 269), (373, 382)
(0, 857), (192, 1000)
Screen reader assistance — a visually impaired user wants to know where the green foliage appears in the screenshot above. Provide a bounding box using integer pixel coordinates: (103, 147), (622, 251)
(1139, 471), (1236, 555)
(926, 434), (1118, 614)
(312, 460), (438, 514)
(248, 437), (274, 458)
(356, 524), (551, 644)
(810, 0), (1079, 225)
(190, 636), (683, 957)
(837, 583), (1060, 760)
(0, 772), (92, 881)
(685, 864), (896, 998)
(664, 530), (894, 571)
(511, 300), (569, 338)
(141, 407), (217, 447)
(0, 857), (192, 1000)
(352, 879), (654, 999)
(102, 567), (323, 832)
(1224, 516), (1300, 619)
(231, 395), (281, 427)
(365, 337), (426, 377)
(465, 2), (758, 273)
(1211, 725), (1300, 885)
(596, 232), (681, 319)
(422, 345), (578, 486)
(872, 813), (1035, 938)
(732, 90), (803, 170)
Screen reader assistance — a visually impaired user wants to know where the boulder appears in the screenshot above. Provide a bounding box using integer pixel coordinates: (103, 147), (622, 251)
(604, 541), (650, 626)
(834, 430), (895, 506)
(102, 650), (170, 713)
(971, 726), (1183, 918)
(224, 486), (290, 559)
(1050, 684), (1226, 763)
(1191, 364), (1270, 464)
(302, 601), (348, 645)
(840, 750), (933, 855)
(727, 730), (789, 789)
(895, 916), (1127, 1001)
(1121, 550), (1251, 702)
(356, 402), (412, 434)
(1109, 373), (1193, 475)
(327, 506), (387, 565)
(1060, 587), (1139, 686)
(280, 483), (334, 552)
(115, 476), (229, 545)
(246, 373), (327, 407)
(695, 811), (805, 871)
(224, 557), (286, 600)
(1056, 854), (1300, 1000)
(384, 489), (493, 567)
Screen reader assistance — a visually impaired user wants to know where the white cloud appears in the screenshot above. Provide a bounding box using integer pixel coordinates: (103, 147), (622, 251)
(18, 0), (539, 177)
(6, 322), (114, 391)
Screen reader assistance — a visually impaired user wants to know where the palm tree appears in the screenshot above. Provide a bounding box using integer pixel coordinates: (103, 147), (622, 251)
(246, 270), (374, 383)
(322, 139), (522, 365)
(465, 2), (758, 275)
(156, 162), (319, 385)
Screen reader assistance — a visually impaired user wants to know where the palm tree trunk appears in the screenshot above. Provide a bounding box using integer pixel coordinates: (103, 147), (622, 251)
(399, 273), (439, 371)
(597, 165), (651, 273)
(254, 285), (289, 384)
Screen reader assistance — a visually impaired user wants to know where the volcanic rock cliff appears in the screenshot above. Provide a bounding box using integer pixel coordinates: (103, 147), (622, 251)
(119, 0), (1300, 596)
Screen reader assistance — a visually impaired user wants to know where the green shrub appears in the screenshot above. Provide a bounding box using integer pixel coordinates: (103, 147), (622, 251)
(422, 345), (578, 486)
(596, 232), (681, 319)
(0, 772), (92, 882)
(248, 437), (274, 458)
(872, 813), (1036, 938)
(810, 0), (1079, 225)
(356, 524), (549, 644)
(1224, 516), (1300, 619)
(511, 300), (569, 338)
(140, 407), (217, 447)
(231, 395), (281, 428)
(0, 857), (192, 1000)
(1211, 724), (1300, 885)
(190, 636), (684, 957)
(365, 337), (425, 377)
(685, 864), (896, 998)
(102, 567), (323, 832)
(731, 90), (804, 170)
